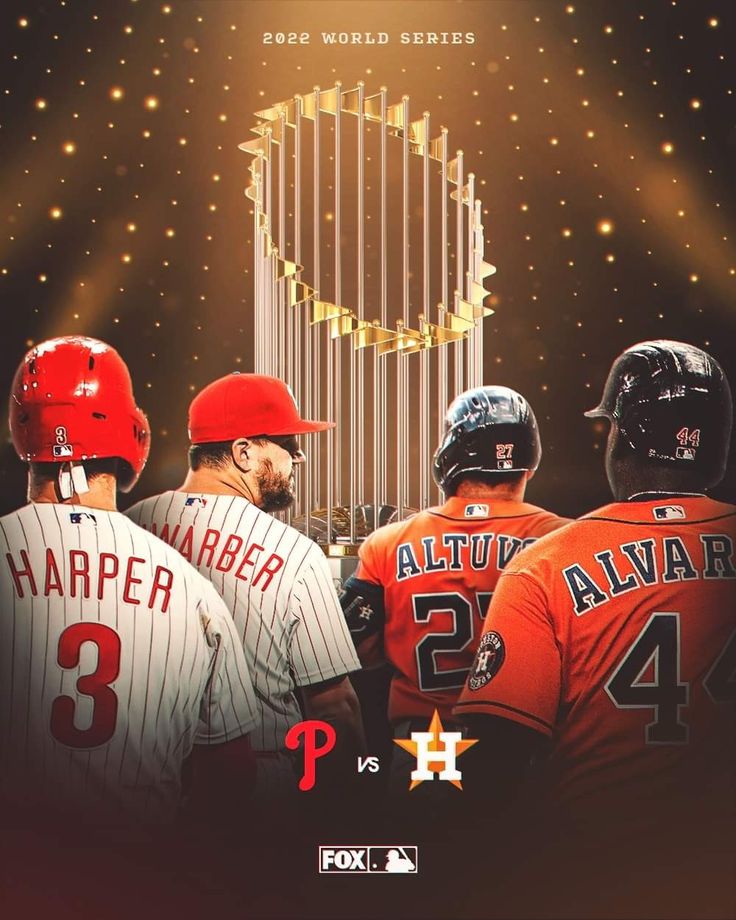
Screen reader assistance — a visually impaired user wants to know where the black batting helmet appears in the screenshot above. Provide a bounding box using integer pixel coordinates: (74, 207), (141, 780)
(432, 386), (542, 495)
(585, 340), (732, 483)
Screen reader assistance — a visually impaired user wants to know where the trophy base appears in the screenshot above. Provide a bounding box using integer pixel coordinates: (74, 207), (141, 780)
(292, 504), (416, 545)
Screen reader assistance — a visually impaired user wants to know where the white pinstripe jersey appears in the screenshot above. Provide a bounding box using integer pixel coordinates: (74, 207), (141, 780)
(126, 492), (361, 754)
(0, 502), (258, 823)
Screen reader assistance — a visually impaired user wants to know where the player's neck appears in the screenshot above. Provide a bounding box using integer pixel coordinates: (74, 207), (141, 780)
(453, 480), (527, 502)
(29, 475), (118, 510)
(180, 468), (261, 505)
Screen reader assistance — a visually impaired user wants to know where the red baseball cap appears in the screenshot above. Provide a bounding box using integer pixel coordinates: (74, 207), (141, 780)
(188, 373), (335, 443)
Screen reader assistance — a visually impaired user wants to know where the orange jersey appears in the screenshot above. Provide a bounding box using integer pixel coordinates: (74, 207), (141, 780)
(345, 497), (568, 724)
(455, 495), (736, 818)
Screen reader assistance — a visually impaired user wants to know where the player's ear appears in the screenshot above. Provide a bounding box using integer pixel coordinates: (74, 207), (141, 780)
(231, 438), (253, 471)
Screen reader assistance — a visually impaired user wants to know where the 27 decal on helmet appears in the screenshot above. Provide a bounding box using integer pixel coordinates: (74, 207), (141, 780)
(9, 336), (150, 495)
(585, 339), (732, 484)
(432, 385), (542, 495)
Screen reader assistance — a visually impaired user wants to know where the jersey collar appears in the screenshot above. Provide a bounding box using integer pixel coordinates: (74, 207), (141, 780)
(626, 491), (707, 502)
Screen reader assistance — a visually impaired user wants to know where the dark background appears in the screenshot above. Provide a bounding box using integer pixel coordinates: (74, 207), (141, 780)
(1, 0), (735, 517)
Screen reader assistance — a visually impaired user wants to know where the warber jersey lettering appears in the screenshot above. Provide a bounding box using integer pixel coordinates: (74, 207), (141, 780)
(126, 492), (360, 759)
(0, 504), (258, 822)
(343, 497), (568, 724)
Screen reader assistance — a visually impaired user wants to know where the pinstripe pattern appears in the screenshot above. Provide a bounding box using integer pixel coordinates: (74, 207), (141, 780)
(0, 503), (257, 822)
(126, 492), (360, 759)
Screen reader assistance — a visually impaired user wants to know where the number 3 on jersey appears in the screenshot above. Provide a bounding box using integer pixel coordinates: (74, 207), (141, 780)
(606, 613), (736, 745)
(413, 591), (492, 691)
(50, 623), (121, 749)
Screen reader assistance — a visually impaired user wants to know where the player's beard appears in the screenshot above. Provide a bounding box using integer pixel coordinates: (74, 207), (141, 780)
(257, 459), (296, 511)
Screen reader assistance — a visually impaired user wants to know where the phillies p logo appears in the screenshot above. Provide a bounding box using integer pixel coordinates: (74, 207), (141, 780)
(285, 719), (337, 791)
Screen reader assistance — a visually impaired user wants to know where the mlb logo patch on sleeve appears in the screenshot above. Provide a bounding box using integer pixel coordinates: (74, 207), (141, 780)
(653, 505), (686, 520)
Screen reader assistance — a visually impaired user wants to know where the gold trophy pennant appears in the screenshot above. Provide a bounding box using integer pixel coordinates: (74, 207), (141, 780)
(341, 86), (362, 115)
(477, 259), (497, 280)
(254, 116), (287, 144)
(318, 86), (340, 114)
(404, 116), (428, 154)
(443, 310), (477, 333)
(239, 134), (270, 157)
(276, 257), (301, 280)
(454, 294), (494, 323)
(328, 314), (358, 338)
(310, 299), (358, 338)
(377, 321), (427, 356)
(468, 279), (492, 307)
(253, 103), (285, 122)
(363, 91), (385, 122)
(450, 183), (471, 204)
(447, 156), (460, 184)
(288, 279), (315, 307)
(300, 87), (339, 119)
(311, 299), (351, 325)
(352, 320), (397, 350)
(254, 99), (298, 126)
(428, 133), (446, 162)
(420, 313), (468, 345)
(301, 89), (319, 120)
(385, 98), (407, 129)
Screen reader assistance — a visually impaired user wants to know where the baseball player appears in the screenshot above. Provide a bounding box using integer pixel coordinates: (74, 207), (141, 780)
(455, 341), (736, 915)
(339, 386), (569, 781)
(0, 336), (258, 825)
(126, 372), (364, 796)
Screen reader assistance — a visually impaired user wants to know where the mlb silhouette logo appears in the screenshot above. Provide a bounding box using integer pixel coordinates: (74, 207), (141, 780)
(675, 447), (695, 461)
(497, 459), (513, 470)
(465, 504), (489, 518)
(653, 505), (686, 521)
(368, 847), (418, 874)
(52, 444), (73, 458)
(70, 512), (97, 525)
(185, 497), (208, 508)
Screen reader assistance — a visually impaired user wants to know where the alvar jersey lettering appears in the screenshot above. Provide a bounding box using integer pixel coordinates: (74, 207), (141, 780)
(347, 497), (568, 723)
(126, 492), (360, 753)
(455, 496), (736, 816)
(0, 503), (257, 822)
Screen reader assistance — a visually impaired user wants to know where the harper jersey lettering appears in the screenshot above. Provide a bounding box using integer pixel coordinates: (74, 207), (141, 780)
(126, 492), (360, 761)
(0, 503), (258, 823)
(343, 497), (568, 724)
(455, 496), (736, 823)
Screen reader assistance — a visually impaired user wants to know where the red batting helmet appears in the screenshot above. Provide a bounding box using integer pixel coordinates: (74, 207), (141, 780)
(9, 336), (150, 491)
